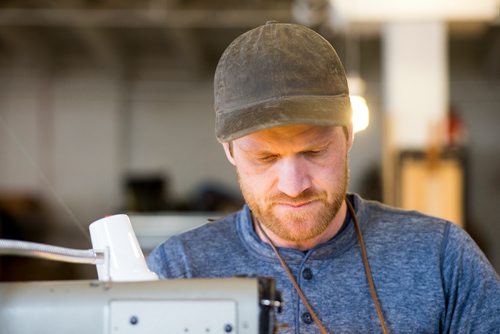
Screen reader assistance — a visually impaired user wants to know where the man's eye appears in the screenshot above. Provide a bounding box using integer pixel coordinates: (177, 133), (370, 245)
(257, 155), (277, 162)
(305, 149), (323, 156)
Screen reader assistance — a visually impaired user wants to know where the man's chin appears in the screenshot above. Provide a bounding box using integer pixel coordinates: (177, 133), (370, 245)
(270, 223), (326, 243)
(274, 208), (329, 226)
(269, 213), (324, 231)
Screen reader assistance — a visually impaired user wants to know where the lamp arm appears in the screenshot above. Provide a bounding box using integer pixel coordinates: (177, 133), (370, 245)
(0, 239), (104, 265)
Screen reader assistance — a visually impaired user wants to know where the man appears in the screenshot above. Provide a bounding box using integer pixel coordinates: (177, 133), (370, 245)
(148, 22), (499, 333)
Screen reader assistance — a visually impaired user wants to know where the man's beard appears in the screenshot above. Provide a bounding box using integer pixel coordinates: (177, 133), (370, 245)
(238, 163), (348, 243)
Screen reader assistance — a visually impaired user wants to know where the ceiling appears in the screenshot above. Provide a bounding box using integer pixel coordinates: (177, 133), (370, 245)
(0, 0), (499, 78)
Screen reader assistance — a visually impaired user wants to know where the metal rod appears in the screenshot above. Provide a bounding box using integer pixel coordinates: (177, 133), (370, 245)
(0, 239), (104, 265)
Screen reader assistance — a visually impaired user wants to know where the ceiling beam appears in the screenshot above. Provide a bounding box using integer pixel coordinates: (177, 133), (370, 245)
(0, 9), (292, 28)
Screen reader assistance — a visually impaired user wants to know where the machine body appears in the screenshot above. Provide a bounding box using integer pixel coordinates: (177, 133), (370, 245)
(0, 277), (280, 334)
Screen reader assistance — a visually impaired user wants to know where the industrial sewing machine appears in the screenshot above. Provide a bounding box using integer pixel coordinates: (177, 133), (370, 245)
(0, 215), (282, 334)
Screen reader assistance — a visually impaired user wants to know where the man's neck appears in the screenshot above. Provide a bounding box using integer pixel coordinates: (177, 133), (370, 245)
(253, 200), (348, 251)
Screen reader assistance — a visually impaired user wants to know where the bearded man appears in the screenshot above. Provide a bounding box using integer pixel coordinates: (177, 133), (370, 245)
(148, 22), (500, 333)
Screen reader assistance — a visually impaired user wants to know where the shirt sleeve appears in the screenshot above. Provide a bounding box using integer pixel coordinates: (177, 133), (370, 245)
(440, 222), (500, 332)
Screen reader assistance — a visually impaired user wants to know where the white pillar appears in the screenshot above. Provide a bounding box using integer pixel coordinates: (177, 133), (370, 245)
(383, 21), (448, 149)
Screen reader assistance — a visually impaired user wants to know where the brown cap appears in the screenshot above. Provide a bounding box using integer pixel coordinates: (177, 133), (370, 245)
(214, 22), (352, 142)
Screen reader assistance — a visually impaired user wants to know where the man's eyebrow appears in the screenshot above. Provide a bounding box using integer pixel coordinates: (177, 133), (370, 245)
(235, 140), (271, 153)
(238, 139), (333, 154)
(238, 145), (274, 155)
(302, 138), (332, 150)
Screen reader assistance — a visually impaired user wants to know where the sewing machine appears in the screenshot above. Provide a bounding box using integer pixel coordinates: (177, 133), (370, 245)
(0, 215), (281, 334)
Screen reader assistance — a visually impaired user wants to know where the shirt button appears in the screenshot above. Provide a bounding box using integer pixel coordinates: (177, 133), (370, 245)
(302, 268), (313, 280)
(301, 312), (313, 324)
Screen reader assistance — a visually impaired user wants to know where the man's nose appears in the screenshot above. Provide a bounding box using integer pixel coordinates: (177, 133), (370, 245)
(276, 157), (312, 198)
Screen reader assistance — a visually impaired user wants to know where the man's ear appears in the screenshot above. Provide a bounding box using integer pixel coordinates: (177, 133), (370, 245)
(222, 142), (236, 166)
(347, 123), (354, 152)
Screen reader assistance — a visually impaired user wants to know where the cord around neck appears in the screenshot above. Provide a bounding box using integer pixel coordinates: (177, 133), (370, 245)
(254, 196), (389, 334)
(255, 217), (329, 334)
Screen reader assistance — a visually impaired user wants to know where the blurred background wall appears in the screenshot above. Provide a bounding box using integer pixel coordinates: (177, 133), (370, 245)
(0, 0), (499, 279)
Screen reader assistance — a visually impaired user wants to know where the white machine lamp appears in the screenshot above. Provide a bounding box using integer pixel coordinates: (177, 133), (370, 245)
(89, 214), (158, 281)
(0, 214), (158, 282)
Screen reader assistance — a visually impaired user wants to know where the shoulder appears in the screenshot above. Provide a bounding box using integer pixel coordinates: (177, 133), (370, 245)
(440, 220), (496, 277)
(147, 211), (241, 278)
(352, 195), (500, 331)
(354, 194), (450, 239)
(176, 211), (241, 247)
(351, 194), (456, 275)
(154, 210), (240, 253)
(354, 194), (497, 280)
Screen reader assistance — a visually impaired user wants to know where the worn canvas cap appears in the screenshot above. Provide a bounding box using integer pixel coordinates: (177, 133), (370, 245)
(214, 21), (352, 142)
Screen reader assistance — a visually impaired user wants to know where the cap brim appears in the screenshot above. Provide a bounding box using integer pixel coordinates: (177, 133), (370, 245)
(215, 95), (352, 142)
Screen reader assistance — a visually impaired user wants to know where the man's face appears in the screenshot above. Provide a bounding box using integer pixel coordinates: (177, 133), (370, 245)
(223, 124), (352, 244)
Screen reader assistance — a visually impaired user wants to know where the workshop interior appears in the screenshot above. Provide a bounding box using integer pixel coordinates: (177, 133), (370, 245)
(0, 1), (499, 333)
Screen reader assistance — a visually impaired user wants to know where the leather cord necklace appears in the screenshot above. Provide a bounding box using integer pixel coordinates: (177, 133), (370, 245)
(255, 197), (388, 334)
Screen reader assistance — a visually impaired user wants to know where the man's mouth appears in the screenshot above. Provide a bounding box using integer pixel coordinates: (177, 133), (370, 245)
(275, 199), (319, 209)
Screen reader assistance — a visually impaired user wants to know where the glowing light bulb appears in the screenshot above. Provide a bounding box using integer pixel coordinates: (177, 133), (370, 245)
(350, 95), (369, 133)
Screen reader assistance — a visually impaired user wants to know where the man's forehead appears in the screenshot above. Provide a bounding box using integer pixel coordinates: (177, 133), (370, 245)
(234, 124), (340, 150)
